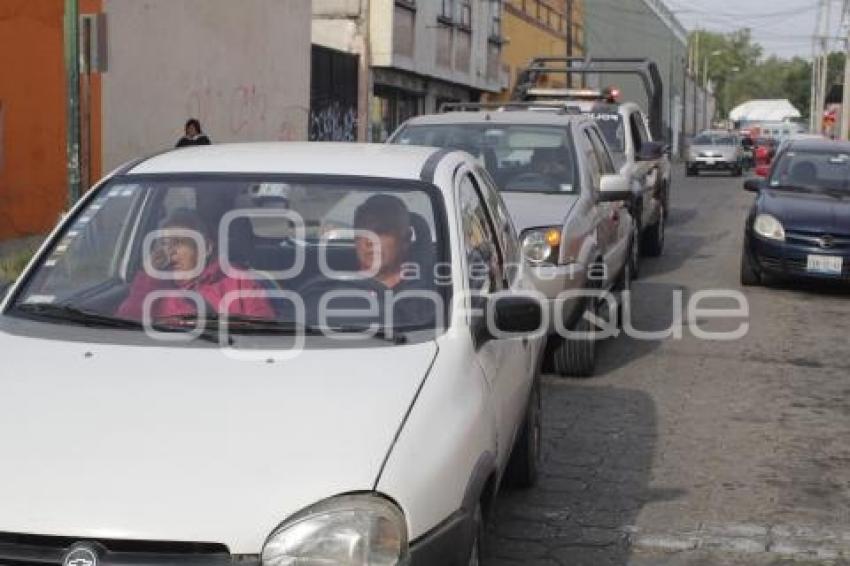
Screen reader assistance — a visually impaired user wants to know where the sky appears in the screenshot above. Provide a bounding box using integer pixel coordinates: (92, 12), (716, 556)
(665, 0), (844, 60)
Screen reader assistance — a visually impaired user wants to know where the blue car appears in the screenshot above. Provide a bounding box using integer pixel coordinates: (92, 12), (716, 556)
(742, 139), (850, 286)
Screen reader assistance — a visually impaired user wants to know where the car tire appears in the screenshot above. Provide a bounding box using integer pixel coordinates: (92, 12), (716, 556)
(641, 205), (665, 257)
(629, 223), (641, 281)
(733, 165), (743, 177)
(503, 380), (542, 489)
(740, 246), (761, 286)
(687, 166), (697, 177)
(552, 310), (596, 378)
(467, 502), (485, 566)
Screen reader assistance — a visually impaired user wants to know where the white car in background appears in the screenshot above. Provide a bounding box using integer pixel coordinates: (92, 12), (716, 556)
(0, 143), (545, 565)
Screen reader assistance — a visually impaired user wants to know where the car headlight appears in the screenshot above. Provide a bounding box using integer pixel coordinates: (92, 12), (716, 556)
(753, 214), (785, 241)
(262, 494), (408, 566)
(521, 227), (562, 265)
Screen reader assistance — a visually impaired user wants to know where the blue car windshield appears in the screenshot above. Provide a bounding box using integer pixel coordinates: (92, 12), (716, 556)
(770, 150), (850, 193)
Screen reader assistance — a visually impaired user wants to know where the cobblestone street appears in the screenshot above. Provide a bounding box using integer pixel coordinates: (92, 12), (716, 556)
(488, 168), (850, 565)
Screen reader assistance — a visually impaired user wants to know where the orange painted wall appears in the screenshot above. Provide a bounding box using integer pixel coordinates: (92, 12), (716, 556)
(0, 0), (101, 241)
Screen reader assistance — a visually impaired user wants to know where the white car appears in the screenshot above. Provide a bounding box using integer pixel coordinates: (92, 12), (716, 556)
(0, 143), (545, 565)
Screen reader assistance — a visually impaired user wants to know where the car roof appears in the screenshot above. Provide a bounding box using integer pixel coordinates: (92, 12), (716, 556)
(785, 138), (850, 153)
(400, 110), (588, 127)
(124, 142), (444, 180)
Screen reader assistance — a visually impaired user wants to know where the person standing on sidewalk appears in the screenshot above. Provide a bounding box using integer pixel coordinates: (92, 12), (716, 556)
(175, 118), (212, 147)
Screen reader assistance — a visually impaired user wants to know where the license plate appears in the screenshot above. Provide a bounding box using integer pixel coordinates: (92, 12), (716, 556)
(807, 254), (843, 274)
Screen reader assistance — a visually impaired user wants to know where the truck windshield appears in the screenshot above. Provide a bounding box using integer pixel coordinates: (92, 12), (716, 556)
(393, 124), (578, 194)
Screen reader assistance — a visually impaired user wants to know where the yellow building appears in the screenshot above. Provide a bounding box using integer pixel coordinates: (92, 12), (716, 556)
(489, 0), (584, 101)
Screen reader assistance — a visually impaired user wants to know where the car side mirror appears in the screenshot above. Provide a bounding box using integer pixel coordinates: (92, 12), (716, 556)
(744, 179), (766, 193)
(471, 293), (543, 346)
(754, 165), (770, 178)
(599, 174), (632, 202)
(636, 141), (665, 161)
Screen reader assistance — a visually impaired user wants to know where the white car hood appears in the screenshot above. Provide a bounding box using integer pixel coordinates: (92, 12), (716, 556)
(0, 331), (437, 554)
(500, 192), (579, 233)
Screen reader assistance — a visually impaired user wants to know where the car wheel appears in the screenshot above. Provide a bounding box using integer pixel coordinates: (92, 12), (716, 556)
(467, 502), (485, 566)
(733, 165), (743, 177)
(629, 223), (641, 281)
(641, 205), (665, 257)
(503, 379), (542, 489)
(740, 246), (762, 286)
(552, 308), (597, 378)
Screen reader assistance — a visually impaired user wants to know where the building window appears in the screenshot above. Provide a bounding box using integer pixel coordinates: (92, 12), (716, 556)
(489, 0), (503, 41)
(439, 0), (455, 23)
(371, 86), (423, 142)
(459, 0), (472, 30)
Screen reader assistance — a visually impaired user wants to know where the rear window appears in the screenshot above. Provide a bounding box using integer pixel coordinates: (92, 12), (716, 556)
(584, 112), (625, 153)
(392, 124), (578, 194)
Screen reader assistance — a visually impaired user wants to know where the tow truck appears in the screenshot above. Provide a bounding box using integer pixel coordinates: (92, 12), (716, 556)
(511, 57), (671, 262)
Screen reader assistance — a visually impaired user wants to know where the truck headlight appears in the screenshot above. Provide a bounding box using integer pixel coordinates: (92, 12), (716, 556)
(521, 227), (562, 264)
(753, 214), (785, 241)
(262, 494), (408, 566)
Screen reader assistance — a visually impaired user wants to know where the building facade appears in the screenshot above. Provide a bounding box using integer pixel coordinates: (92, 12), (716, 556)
(0, 0), (311, 242)
(492, 0), (584, 100)
(583, 0), (691, 153)
(312, 0), (506, 141)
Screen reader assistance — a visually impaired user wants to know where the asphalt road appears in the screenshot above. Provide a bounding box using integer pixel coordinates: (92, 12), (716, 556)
(487, 167), (850, 565)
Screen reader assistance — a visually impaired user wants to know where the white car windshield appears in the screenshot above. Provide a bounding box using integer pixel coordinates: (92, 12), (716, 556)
(393, 124), (578, 194)
(11, 176), (449, 336)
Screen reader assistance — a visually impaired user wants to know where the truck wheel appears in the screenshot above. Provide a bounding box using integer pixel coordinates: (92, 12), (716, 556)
(503, 380), (542, 489)
(552, 312), (596, 378)
(740, 246), (761, 286)
(467, 502), (485, 566)
(641, 205), (665, 257)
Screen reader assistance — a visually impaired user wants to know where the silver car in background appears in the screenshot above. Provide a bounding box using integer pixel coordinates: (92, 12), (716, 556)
(389, 108), (636, 378)
(687, 130), (745, 177)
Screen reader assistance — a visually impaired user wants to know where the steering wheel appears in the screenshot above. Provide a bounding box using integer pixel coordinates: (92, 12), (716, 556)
(298, 275), (387, 325)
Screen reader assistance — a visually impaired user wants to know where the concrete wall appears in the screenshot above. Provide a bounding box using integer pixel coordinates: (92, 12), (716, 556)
(583, 0), (689, 150)
(102, 0), (311, 171)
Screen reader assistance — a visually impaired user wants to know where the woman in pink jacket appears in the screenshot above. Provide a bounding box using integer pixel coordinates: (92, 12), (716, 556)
(116, 209), (274, 321)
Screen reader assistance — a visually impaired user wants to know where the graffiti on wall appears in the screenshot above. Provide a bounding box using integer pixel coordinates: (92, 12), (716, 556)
(309, 103), (358, 142)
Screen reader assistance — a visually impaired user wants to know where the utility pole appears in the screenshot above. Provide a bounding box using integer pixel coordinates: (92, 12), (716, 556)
(566, 0), (574, 87)
(812, 0), (832, 134)
(841, 0), (850, 139)
(64, 0), (81, 206)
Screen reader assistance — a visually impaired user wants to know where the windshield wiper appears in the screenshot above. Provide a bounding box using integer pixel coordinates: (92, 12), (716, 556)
(159, 314), (327, 336)
(15, 303), (142, 329)
(15, 303), (225, 344)
(158, 314), (410, 343)
(328, 325), (409, 345)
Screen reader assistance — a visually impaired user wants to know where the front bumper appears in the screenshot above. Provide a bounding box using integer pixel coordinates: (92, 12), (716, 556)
(408, 510), (471, 565)
(747, 233), (850, 281)
(690, 157), (737, 170)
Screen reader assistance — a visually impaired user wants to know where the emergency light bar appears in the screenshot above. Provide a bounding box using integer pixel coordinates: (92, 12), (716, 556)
(526, 86), (621, 103)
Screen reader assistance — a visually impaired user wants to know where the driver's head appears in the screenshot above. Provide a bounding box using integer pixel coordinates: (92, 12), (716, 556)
(353, 194), (412, 277)
(533, 147), (568, 178)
